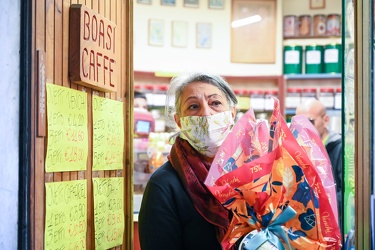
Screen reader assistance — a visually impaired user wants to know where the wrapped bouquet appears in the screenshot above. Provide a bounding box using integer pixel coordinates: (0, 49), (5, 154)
(205, 97), (341, 250)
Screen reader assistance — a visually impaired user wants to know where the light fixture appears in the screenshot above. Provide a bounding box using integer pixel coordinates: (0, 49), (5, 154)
(231, 15), (262, 28)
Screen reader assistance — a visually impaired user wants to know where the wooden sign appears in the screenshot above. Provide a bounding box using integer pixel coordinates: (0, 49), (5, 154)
(69, 4), (118, 92)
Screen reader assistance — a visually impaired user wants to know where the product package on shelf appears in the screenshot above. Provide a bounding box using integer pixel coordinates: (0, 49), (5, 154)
(204, 97), (342, 250)
(133, 132), (175, 193)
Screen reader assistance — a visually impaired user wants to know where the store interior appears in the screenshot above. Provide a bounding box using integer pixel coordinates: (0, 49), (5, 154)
(132, 0), (344, 248)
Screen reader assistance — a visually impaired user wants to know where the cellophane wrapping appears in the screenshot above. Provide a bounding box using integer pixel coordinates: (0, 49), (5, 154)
(204, 97), (341, 250)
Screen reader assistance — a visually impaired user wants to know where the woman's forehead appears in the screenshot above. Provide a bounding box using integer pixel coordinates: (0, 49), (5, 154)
(181, 82), (224, 98)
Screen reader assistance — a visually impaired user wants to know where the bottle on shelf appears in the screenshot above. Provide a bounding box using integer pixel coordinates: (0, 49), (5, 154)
(319, 87), (335, 109)
(301, 88), (317, 103)
(249, 90), (265, 111)
(285, 87), (302, 109)
(334, 87), (342, 110)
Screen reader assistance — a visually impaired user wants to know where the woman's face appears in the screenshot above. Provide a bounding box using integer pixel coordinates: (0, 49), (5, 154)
(174, 82), (236, 128)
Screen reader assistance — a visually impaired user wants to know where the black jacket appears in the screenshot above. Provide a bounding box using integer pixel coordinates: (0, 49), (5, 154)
(325, 132), (343, 232)
(139, 161), (225, 250)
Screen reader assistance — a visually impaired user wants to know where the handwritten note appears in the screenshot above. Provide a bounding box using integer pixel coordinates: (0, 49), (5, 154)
(45, 83), (88, 172)
(92, 95), (124, 170)
(93, 177), (124, 250)
(45, 180), (87, 250)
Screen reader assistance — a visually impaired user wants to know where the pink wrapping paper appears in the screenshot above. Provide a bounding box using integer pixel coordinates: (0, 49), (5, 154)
(205, 97), (341, 250)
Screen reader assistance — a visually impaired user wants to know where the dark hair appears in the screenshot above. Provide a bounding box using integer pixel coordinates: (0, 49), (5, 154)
(134, 91), (147, 100)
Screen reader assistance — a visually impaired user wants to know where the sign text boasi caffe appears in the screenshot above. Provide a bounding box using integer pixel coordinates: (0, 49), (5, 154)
(69, 4), (117, 92)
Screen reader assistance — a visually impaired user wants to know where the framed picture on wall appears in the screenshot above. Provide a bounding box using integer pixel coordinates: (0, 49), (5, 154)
(161, 0), (176, 6)
(208, 0), (224, 9)
(310, 0), (325, 9)
(148, 19), (165, 46)
(231, 0), (276, 63)
(196, 22), (212, 48)
(184, 0), (199, 8)
(137, 0), (152, 4)
(172, 21), (188, 47)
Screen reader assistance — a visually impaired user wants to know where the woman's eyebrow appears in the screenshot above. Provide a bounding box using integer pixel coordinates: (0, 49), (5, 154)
(182, 96), (198, 105)
(183, 93), (223, 104)
(208, 93), (222, 97)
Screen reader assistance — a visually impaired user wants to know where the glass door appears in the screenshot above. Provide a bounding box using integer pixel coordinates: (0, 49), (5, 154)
(342, 0), (374, 249)
(342, 0), (355, 247)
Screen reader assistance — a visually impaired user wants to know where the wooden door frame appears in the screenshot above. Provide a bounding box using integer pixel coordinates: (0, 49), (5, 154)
(20, 0), (134, 249)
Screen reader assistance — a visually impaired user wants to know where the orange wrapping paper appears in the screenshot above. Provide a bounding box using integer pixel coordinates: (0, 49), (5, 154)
(205, 97), (341, 250)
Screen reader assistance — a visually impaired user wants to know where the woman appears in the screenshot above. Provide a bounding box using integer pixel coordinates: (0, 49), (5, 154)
(138, 72), (238, 250)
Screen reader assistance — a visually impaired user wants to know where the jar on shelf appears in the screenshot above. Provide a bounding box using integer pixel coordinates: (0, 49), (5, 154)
(298, 15), (312, 36)
(283, 45), (303, 74)
(249, 90), (265, 111)
(134, 84), (150, 96)
(301, 88), (317, 103)
(305, 45), (324, 74)
(283, 15), (298, 37)
(264, 90), (278, 111)
(285, 88), (302, 109)
(144, 84), (155, 106)
(234, 89), (245, 96)
(319, 87), (335, 109)
(324, 44), (342, 73)
(152, 84), (168, 106)
(326, 14), (341, 36)
(334, 87), (342, 109)
(313, 14), (326, 36)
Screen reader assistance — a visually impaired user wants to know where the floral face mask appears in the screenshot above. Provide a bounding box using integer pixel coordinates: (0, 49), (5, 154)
(179, 111), (234, 158)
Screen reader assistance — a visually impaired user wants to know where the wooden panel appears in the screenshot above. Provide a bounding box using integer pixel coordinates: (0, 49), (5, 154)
(31, 0), (132, 249)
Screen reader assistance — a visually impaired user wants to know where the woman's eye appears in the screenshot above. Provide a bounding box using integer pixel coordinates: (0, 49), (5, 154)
(211, 101), (222, 107)
(188, 104), (199, 110)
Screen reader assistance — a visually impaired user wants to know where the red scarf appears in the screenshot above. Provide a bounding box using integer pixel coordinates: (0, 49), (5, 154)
(168, 136), (230, 243)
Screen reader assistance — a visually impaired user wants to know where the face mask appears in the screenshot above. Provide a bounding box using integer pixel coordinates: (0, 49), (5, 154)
(179, 111), (234, 158)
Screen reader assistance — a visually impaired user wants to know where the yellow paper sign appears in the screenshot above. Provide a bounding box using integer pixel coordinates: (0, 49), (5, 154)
(45, 180), (87, 250)
(93, 177), (124, 250)
(92, 96), (124, 170)
(45, 83), (88, 172)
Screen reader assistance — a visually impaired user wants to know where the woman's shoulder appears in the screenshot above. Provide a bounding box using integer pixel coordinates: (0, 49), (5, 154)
(148, 161), (180, 185)
(144, 161), (186, 198)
